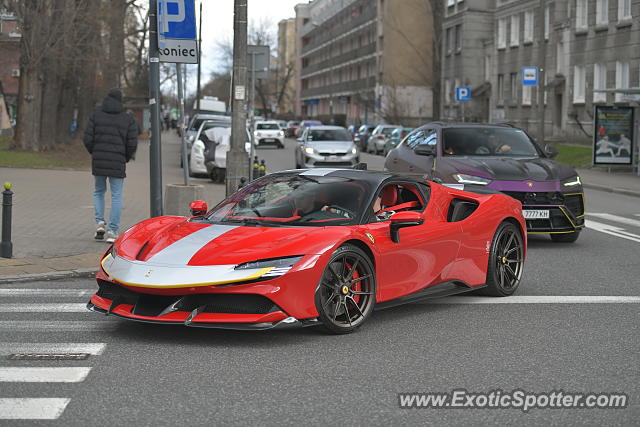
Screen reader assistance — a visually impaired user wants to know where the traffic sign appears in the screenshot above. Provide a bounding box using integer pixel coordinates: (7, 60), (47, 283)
(455, 87), (471, 102)
(522, 66), (538, 86)
(157, 0), (198, 63)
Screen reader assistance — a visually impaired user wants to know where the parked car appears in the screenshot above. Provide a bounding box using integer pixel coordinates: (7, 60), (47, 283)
(276, 120), (288, 131)
(347, 125), (357, 138)
(354, 125), (376, 151)
(182, 115), (231, 167)
(367, 124), (401, 155)
(285, 120), (300, 137)
(188, 119), (231, 177)
(384, 122), (585, 242)
(295, 120), (323, 138)
(254, 121), (285, 148)
(383, 127), (414, 156)
(295, 125), (359, 168)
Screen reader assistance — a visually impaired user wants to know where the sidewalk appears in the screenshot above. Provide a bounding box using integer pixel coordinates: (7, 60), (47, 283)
(0, 131), (225, 282)
(577, 167), (640, 198)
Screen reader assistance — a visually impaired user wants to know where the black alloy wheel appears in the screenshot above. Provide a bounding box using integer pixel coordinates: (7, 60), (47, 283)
(314, 244), (376, 334)
(481, 222), (524, 296)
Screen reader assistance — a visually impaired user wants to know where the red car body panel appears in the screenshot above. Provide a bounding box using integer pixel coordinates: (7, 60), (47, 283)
(88, 174), (526, 329)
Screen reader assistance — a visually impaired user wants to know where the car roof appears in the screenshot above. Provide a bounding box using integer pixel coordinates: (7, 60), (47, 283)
(193, 113), (230, 120)
(422, 121), (520, 130)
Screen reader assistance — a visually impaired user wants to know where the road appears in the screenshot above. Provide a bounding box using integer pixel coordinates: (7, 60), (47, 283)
(1, 135), (639, 424)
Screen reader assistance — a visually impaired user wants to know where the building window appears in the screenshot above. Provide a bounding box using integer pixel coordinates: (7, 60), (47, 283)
(446, 27), (453, 55)
(497, 18), (507, 49)
(596, 0), (608, 25)
(593, 63), (607, 103)
(618, 0), (632, 21)
(510, 72), (518, 102)
(576, 0), (588, 30)
(615, 61), (629, 102)
(455, 25), (462, 52)
(573, 66), (585, 103)
(522, 85), (532, 105)
(524, 10), (534, 43)
(544, 5), (550, 39)
(447, 0), (455, 7)
(497, 74), (504, 104)
(445, 79), (452, 105)
(510, 15), (519, 46)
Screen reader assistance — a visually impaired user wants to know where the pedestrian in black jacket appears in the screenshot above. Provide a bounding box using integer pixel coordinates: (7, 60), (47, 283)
(83, 88), (138, 243)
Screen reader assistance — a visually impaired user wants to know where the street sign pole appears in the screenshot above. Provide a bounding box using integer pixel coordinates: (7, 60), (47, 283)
(537, 0), (546, 145)
(249, 51), (256, 178)
(149, 0), (163, 217)
(176, 63), (189, 186)
(226, 0), (249, 196)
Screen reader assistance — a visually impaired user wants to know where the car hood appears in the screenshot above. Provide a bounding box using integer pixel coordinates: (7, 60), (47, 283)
(306, 141), (354, 153)
(116, 217), (346, 267)
(438, 156), (578, 182)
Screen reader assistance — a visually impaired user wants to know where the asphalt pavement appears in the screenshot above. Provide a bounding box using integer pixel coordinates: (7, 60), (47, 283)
(0, 134), (639, 425)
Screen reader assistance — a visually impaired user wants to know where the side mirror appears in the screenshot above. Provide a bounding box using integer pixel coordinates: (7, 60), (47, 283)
(189, 200), (208, 216)
(389, 211), (423, 243)
(544, 144), (559, 159)
(414, 144), (436, 157)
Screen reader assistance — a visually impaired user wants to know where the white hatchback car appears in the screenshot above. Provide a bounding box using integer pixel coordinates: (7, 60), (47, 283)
(254, 121), (285, 148)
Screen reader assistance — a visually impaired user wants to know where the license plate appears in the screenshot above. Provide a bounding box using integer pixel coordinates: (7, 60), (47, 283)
(327, 156), (339, 161)
(263, 138), (274, 142)
(523, 209), (549, 219)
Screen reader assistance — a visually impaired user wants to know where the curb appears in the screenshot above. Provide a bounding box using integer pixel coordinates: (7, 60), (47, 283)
(582, 183), (640, 199)
(0, 267), (97, 284)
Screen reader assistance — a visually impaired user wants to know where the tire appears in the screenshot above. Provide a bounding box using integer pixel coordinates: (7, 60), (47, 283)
(314, 244), (376, 334)
(480, 221), (524, 297)
(550, 231), (580, 243)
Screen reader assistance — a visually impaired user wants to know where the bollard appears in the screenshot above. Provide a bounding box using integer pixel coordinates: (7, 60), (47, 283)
(1, 182), (13, 258)
(259, 159), (266, 177)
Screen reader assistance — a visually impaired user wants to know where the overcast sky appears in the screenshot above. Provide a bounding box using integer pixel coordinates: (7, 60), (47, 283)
(180, 0), (301, 95)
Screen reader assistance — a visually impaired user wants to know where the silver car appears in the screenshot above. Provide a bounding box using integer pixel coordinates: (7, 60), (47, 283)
(295, 126), (359, 168)
(367, 124), (401, 155)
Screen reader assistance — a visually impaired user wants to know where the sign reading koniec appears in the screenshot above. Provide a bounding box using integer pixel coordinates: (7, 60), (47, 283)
(157, 0), (198, 64)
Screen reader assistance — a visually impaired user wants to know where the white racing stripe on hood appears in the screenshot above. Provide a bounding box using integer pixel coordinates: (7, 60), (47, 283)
(147, 224), (238, 265)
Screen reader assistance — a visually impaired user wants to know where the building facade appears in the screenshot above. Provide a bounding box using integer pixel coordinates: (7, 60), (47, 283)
(0, 11), (21, 128)
(442, 0), (639, 141)
(295, 0), (434, 126)
(277, 18), (297, 117)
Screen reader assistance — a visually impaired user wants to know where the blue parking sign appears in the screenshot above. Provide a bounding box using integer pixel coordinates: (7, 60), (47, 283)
(455, 87), (471, 102)
(158, 0), (196, 40)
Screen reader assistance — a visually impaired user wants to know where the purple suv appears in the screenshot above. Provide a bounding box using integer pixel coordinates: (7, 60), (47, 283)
(384, 122), (585, 242)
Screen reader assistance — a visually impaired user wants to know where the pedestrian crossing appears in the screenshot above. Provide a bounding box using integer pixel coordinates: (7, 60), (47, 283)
(0, 282), (106, 421)
(586, 212), (640, 244)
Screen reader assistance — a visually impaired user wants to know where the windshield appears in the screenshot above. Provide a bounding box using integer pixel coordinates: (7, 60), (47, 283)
(207, 174), (370, 226)
(307, 129), (351, 141)
(442, 127), (541, 157)
(257, 123), (279, 130)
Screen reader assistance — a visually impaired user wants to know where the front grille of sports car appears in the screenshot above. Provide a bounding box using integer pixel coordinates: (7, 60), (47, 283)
(96, 280), (280, 317)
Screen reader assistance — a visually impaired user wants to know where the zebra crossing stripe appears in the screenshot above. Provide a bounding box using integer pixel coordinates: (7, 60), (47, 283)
(588, 213), (640, 228)
(0, 343), (106, 356)
(0, 367), (92, 383)
(0, 398), (70, 420)
(0, 303), (88, 312)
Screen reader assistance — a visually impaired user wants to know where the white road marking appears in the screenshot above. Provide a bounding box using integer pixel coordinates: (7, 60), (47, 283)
(0, 289), (92, 297)
(0, 321), (116, 331)
(0, 343), (106, 356)
(422, 295), (640, 304)
(0, 303), (88, 312)
(0, 367), (92, 383)
(588, 213), (640, 228)
(0, 398), (70, 420)
(586, 219), (640, 243)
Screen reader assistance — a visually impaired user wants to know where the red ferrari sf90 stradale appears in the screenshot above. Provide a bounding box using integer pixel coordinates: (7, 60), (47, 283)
(88, 168), (526, 334)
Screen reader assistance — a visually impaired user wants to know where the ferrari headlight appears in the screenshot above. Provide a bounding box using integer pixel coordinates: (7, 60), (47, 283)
(453, 173), (491, 185)
(102, 244), (117, 261)
(305, 147), (315, 155)
(235, 256), (303, 271)
(562, 176), (582, 187)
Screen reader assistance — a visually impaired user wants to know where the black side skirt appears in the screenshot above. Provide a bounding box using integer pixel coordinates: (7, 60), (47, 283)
(375, 280), (485, 311)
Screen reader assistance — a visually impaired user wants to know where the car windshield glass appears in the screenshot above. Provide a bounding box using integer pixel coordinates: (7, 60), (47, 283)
(442, 128), (541, 157)
(201, 122), (231, 132)
(257, 123), (279, 130)
(190, 118), (206, 130)
(307, 129), (351, 141)
(381, 127), (397, 136)
(207, 174), (370, 227)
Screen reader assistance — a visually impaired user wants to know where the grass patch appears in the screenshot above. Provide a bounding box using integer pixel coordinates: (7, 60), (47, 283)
(0, 136), (90, 170)
(554, 144), (592, 168)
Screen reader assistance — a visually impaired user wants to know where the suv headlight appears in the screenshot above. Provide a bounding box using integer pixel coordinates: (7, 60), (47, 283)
(453, 173), (491, 185)
(562, 176), (582, 187)
(305, 147), (315, 155)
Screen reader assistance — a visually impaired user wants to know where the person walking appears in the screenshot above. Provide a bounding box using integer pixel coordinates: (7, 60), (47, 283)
(83, 88), (138, 243)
